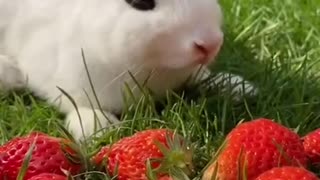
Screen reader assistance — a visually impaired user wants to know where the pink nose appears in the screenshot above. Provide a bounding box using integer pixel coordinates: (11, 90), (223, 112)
(193, 36), (223, 64)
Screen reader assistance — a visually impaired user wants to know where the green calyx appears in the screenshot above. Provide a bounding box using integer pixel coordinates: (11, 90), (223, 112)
(147, 130), (194, 180)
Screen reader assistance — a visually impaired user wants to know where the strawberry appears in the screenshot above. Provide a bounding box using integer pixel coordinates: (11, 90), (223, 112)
(255, 166), (319, 180)
(203, 118), (307, 180)
(28, 173), (67, 180)
(0, 132), (81, 180)
(303, 128), (320, 167)
(93, 129), (193, 180)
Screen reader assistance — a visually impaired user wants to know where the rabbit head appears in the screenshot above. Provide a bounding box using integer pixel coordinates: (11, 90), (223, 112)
(91, 0), (223, 70)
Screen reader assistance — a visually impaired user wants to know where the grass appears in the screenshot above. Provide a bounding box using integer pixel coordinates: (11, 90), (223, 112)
(1, 0), (320, 179)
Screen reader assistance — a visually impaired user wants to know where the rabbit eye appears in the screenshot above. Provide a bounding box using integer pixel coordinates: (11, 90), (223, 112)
(125, 0), (156, 11)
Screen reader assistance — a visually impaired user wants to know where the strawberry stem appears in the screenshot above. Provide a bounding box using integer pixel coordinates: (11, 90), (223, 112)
(150, 131), (194, 179)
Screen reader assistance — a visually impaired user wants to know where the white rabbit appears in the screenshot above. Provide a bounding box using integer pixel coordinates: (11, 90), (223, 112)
(0, 0), (253, 140)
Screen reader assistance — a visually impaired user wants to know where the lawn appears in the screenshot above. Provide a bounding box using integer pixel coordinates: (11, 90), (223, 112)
(1, 0), (320, 179)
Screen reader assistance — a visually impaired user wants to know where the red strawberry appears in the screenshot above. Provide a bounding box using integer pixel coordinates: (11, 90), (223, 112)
(203, 118), (307, 180)
(28, 173), (67, 180)
(93, 129), (193, 180)
(255, 166), (318, 180)
(303, 128), (320, 167)
(0, 132), (81, 180)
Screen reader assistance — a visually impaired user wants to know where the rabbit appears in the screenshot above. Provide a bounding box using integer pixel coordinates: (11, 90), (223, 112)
(0, 0), (254, 141)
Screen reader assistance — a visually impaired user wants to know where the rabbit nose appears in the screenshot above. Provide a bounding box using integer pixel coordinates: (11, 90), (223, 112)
(193, 35), (223, 64)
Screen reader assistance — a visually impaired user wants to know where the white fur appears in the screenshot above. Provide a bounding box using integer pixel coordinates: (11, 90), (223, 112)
(0, 0), (253, 140)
